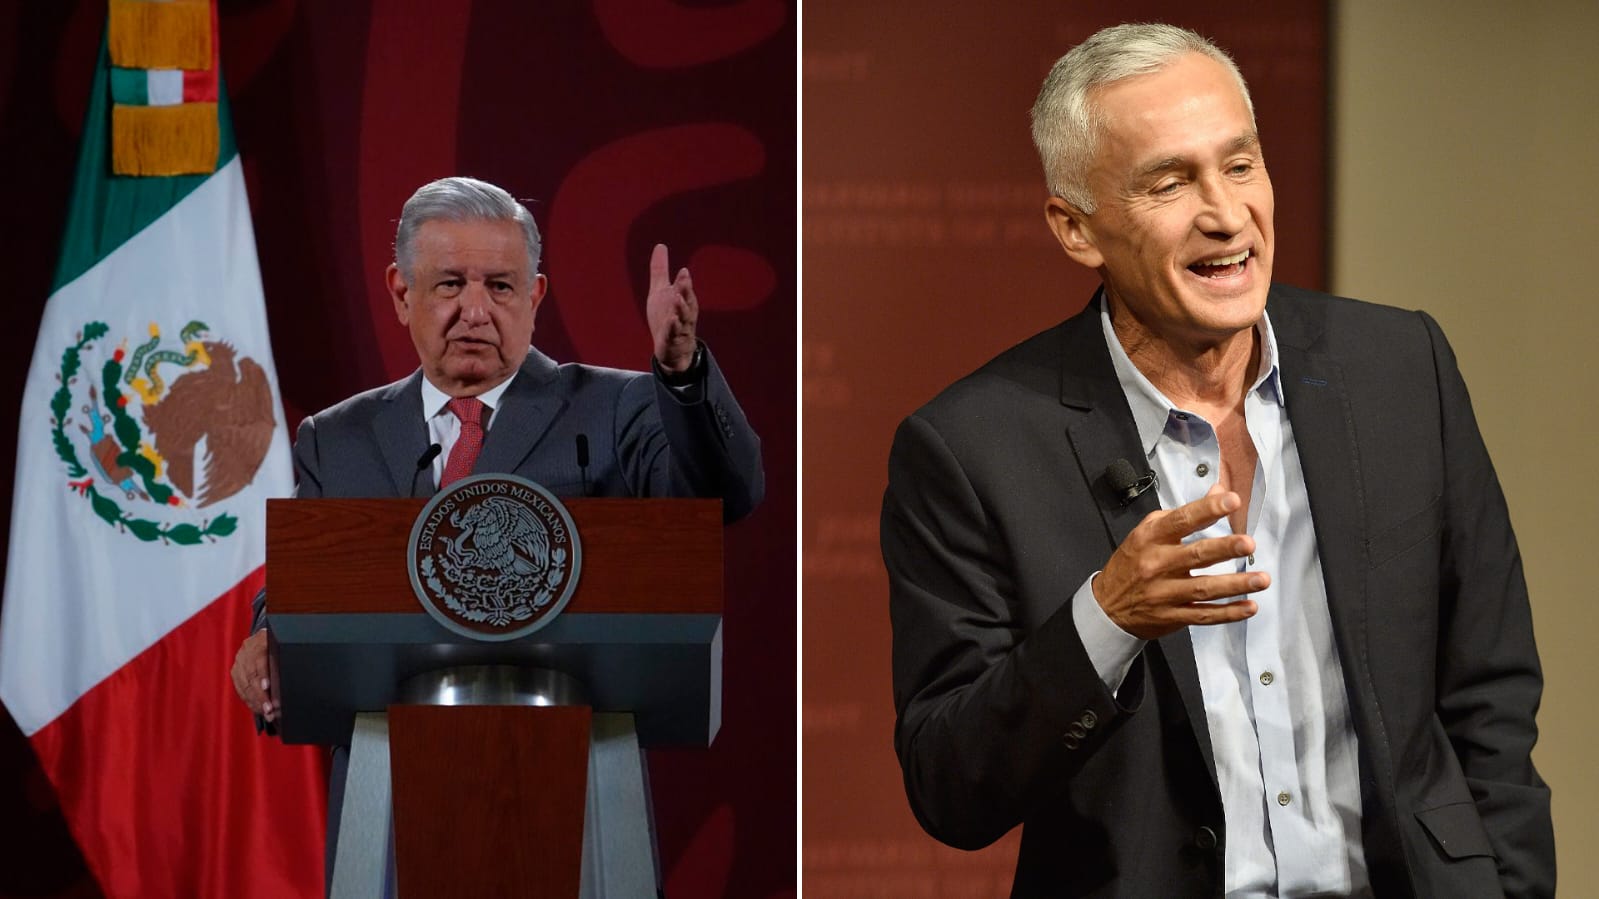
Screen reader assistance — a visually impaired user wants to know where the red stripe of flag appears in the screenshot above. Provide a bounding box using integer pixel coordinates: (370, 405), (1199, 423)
(182, 0), (220, 102)
(30, 567), (327, 898)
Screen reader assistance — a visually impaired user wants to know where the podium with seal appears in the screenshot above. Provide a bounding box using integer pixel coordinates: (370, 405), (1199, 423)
(265, 475), (723, 897)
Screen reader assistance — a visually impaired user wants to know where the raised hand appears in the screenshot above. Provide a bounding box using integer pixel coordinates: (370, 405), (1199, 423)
(646, 243), (699, 373)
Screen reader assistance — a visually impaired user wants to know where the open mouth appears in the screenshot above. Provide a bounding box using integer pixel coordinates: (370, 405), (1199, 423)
(1187, 249), (1251, 279)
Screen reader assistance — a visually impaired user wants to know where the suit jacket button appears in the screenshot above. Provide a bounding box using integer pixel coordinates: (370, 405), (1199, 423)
(1081, 710), (1097, 729)
(1063, 735), (1080, 750)
(1195, 826), (1218, 851)
(1067, 723), (1087, 740)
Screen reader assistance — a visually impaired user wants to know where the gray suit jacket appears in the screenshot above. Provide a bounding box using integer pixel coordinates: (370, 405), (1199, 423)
(883, 286), (1553, 897)
(291, 344), (762, 518)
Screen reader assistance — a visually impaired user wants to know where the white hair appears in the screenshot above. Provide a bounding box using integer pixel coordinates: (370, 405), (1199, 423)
(394, 176), (542, 281)
(1030, 23), (1256, 213)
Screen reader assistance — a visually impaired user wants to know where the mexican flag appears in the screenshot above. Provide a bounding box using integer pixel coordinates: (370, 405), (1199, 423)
(0, 5), (326, 897)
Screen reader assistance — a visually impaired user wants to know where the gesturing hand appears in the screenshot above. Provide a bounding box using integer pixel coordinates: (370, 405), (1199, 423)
(646, 243), (699, 373)
(1092, 487), (1267, 640)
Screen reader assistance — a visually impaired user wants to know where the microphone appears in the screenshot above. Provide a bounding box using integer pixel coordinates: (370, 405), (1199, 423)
(1104, 458), (1157, 506)
(412, 443), (442, 497)
(575, 434), (590, 496)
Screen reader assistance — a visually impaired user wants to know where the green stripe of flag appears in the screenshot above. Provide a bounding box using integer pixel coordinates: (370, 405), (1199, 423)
(54, 28), (238, 294)
(109, 67), (148, 106)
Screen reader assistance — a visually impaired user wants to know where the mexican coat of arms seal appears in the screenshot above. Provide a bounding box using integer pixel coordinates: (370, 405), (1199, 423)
(48, 319), (275, 544)
(407, 474), (582, 641)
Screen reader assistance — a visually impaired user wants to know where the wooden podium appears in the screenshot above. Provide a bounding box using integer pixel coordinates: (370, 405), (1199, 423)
(265, 496), (724, 898)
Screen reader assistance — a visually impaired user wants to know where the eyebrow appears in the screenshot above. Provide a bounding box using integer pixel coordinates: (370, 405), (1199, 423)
(437, 269), (520, 280)
(1134, 132), (1261, 179)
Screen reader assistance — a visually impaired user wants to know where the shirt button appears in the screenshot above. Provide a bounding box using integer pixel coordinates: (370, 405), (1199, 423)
(1195, 462), (1210, 477)
(1277, 791), (1292, 807)
(1259, 671), (1275, 686)
(1247, 553), (1255, 566)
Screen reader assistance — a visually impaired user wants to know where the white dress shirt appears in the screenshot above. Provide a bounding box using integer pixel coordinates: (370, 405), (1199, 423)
(1070, 298), (1371, 897)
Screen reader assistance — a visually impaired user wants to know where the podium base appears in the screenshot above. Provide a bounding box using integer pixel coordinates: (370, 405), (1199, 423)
(330, 667), (661, 898)
(582, 712), (664, 898)
(330, 713), (395, 898)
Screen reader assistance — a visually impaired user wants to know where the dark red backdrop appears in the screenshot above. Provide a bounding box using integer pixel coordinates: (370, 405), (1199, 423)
(803, 3), (1327, 894)
(0, 2), (794, 897)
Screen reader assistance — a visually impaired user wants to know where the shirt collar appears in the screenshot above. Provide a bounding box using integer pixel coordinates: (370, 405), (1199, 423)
(1098, 292), (1284, 457)
(420, 370), (518, 421)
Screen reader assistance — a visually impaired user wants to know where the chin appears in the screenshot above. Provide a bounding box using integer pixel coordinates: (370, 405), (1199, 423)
(458, 368), (508, 386)
(437, 360), (498, 385)
(1171, 297), (1265, 347)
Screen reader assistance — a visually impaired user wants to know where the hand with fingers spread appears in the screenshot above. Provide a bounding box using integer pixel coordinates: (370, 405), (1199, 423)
(1092, 487), (1269, 640)
(645, 243), (699, 373)
(230, 629), (277, 723)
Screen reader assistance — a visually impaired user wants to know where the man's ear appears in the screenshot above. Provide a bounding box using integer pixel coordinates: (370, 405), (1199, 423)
(387, 264), (410, 325)
(1045, 197), (1105, 269)
(528, 273), (548, 326)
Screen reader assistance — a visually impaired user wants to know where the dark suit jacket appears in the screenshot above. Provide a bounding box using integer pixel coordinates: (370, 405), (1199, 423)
(882, 286), (1553, 898)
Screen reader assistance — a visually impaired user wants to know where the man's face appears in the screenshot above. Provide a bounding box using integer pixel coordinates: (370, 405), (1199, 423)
(388, 218), (547, 396)
(1048, 52), (1274, 350)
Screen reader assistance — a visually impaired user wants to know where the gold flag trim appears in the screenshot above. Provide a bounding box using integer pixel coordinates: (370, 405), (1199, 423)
(108, 0), (211, 70)
(112, 103), (218, 176)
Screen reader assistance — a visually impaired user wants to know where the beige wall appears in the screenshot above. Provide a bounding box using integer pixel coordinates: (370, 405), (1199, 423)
(1332, 0), (1599, 889)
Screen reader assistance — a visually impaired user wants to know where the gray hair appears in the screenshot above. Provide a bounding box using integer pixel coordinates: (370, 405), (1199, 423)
(1030, 23), (1255, 214)
(394, 176), (543, 281)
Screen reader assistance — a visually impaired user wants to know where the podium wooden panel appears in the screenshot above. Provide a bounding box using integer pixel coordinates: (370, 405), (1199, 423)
(267, 497), (722, 616)
(389, 705), (591, 898)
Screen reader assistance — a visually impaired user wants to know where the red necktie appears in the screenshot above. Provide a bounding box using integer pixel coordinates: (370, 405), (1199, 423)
(439, 397), (485, 489)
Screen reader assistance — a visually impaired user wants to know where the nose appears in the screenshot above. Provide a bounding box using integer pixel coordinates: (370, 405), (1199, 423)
(1194, 175), (1247, 238)
(458, 281), (491, 324)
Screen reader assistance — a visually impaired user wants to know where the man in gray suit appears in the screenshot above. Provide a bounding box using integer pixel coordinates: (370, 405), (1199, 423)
(231, 175), (763, 723)
(883, 24), (1551, 897)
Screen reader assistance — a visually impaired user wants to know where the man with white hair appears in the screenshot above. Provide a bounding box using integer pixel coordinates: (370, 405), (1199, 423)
(883, 24), (1552, 897)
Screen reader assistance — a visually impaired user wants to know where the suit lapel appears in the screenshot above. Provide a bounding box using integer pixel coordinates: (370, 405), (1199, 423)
(1057, 304), (1156, 551)
(1269, 298), (1371, 689)
(374, 371), (432, 497)
(1057, 298), (1217, 776)
(474, 349), (568, 478)
(1270, 296), (1404, 845)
